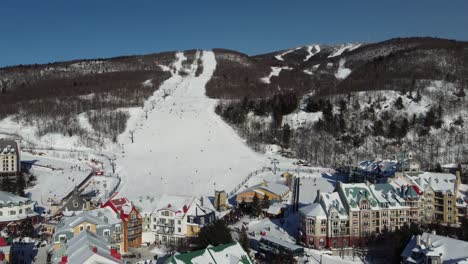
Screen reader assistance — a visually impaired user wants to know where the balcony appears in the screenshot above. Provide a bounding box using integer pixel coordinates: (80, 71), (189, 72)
(128, 225), (141, 231)
(128, 231), (142, 240)
(155, 221), (174, 227)
(156, 228), (174, 235)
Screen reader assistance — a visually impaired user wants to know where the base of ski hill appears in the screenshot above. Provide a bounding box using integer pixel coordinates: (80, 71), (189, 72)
(115, 51), (268, 199)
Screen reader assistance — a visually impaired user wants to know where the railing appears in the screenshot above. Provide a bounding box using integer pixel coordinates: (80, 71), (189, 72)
(155, 221), (174, 227)
(156, 228), (174, 235)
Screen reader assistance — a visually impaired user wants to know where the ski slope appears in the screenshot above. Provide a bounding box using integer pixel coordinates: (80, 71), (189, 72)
(116, 51), (267, 199)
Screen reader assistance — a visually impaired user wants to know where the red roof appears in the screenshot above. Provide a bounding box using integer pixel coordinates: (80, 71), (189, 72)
(412, 185), (423, 195)
(0, 237), (7, 247)
(102, 196), (140, 221)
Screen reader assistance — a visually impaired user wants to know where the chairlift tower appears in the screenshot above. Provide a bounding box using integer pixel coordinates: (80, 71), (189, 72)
(271, 158), (279, 174)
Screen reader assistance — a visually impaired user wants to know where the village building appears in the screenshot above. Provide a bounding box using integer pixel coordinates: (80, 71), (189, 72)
(0, 191), (38, 228)
(0, 140), (20, 184)
(235, 182), (289, 204)
(53, 230), (123, 264)
(102, 197), (143, 249)
(165, 241), (253, 264)
(53, 208), (125, 253)
(299, 202), (327, 248)
(149, 195), (216, 246)
(404, 171), (461, 224)
(401, 231), (468, 263)
(60, 187), (96, 213)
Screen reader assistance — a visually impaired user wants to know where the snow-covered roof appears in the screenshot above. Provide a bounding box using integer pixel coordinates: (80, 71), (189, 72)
(185, 197), (214, 218)
(321, 192), (348, 218)
(56, 211), (110, 233)
(406, 172), (457, 194)
(0, 191), (31, 205)
(53, 230), (123, 264)
(240, 183), (289, 198)
(0, 139), (18, 155)
(266, 203), (286, 215)
(340, 183), (379, 211)
(442, 163), (459, 169)
(357, 159), (398, 176)
(261, 235), (303, 251)
(402, 232), (468, 263)
(87, 207), (122, 226)
(166, 241), (253, 264)
(299, 203), (326, 218)
(369, 183), (411, 209)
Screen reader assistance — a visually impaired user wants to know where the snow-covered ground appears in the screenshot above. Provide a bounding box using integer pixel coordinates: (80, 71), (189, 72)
(23, 153), (94, 206)
(335, 59), (351, 79)
(328, 43), (361, 58)
(275, 47), (302, 61)
(304, 45), (321, 62)
(115, 51), (268, 199)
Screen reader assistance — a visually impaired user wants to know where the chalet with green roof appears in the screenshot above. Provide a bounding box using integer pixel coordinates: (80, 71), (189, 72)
(164, 241), (253, 264)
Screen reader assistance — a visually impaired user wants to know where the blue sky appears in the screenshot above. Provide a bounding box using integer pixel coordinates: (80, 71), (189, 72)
(1, 0), (467, 67)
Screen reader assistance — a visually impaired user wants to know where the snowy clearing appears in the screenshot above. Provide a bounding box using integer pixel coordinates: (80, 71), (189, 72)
(335, 59), (352, 79)
(304, 45), (321, 62)
(275, 47), (302, 61)
(115, 51), (268, 200)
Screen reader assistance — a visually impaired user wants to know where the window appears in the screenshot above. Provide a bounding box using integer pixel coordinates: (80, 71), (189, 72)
(103, 230), (110, 236)
(86, 225), (91, 231)
(0, 211), (2, 216)
(115, 225), (122, 232)
(79, 226), (84, 232)
(59, 235), (67, 242)
(18, 209), (22, 214)
(73, 202), (79, 208)
(178, 220), (181, 225)
(9, 210), (16, 215)
(178, 228), (181, 232)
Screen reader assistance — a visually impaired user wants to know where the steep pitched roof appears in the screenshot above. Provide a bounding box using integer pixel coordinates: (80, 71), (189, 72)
(240, 183), (289, 198)
(165, 242), (253, 264)
(299, 203), (326, 218)
(54, 230), (123, 264)
(0, 191), (31, 205)
(402, 232), (468, 263)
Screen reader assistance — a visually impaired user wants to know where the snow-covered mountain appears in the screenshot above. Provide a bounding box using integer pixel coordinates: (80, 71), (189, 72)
(0, 37), (467, 182)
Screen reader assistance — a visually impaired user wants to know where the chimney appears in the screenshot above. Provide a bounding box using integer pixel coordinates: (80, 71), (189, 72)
(60, 255), (68, 264)
(426, 236), (432, 248)
(200, 196), (204, 207)
(432, 230), (436, 235)
(315, 189), (321, 203)
(416, 235), (421, 246)
(92, 246), (97, 253)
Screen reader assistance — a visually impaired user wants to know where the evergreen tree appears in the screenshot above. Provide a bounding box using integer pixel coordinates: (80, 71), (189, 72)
(262, 194), (270, 209)
(394, 97), (404, 110)
(352, 99), (361, 111)
(281, 124), (291, 149)
(387, 120), (398, 138)
(18, 217), (34, 238)
(414, 89), (422, 102)
(424, 107), (436, 128)
(252, 193), (262, 217)
(338, 99), (347, 113)
(196, 220), (233, 248)
(398, 118), (409, 139)
(16, 174), (26, 197)
(322, 100), (334, 123)
(239, 226), (250, 253)
(373, 120), (384, 136)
